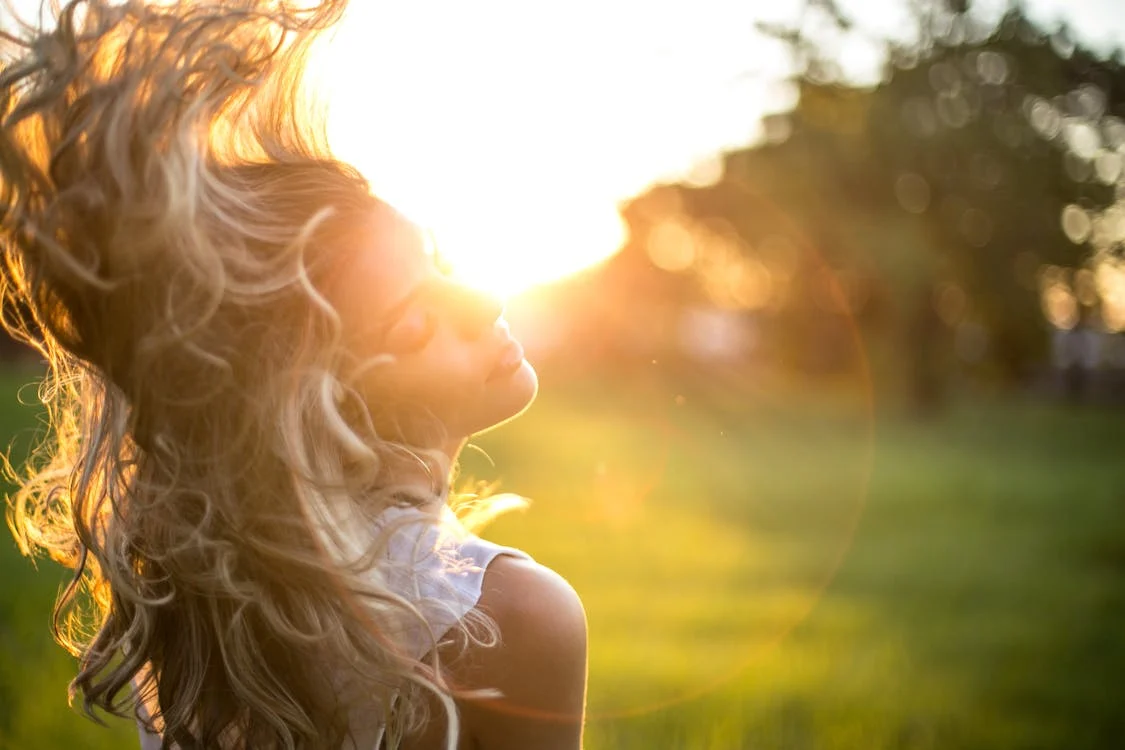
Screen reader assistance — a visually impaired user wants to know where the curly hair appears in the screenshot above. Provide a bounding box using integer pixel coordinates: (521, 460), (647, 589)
(0, 1), (487, 747)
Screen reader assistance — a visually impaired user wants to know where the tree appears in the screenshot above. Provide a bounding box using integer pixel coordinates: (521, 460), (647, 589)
(611, 0), (1125, 389)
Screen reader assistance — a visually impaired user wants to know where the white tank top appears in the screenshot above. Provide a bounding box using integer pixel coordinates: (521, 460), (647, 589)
(136, 504), (530, 749)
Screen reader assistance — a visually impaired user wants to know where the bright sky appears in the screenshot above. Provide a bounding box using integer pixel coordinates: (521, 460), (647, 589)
(314, 0), (799, 294)
(317, 0), (1125, 294)
(5, 0), (1125, 294)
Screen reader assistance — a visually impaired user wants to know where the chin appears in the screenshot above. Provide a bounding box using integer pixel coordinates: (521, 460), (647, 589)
(472, 359), (538, 435)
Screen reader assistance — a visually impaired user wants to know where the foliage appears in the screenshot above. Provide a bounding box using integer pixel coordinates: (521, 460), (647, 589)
(608, 0), (1125, 390)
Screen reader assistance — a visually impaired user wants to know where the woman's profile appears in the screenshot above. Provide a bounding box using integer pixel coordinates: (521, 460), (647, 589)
(0, 1), (587, 748)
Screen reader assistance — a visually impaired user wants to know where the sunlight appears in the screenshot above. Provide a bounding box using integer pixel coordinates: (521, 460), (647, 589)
(314, 57), (630, 296)
(425, 202), (628, 298)
(329, 106), (629, 297)
(301, 0), (773, 298)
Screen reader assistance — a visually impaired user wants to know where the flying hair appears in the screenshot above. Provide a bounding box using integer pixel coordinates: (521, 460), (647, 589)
(0, 1), (494, 747)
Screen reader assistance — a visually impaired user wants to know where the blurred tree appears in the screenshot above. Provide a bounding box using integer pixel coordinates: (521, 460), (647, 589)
(785, 1), (1123, 378)
(612, 0), (1125, 400)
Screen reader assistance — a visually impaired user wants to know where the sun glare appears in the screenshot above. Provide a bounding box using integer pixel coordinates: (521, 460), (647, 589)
(329, 102), (629, 298)
(422, 202), (628, 299)
(300, 0), (777, 299)
(323, 106), (628, 300)
(307, 6), (636, 299)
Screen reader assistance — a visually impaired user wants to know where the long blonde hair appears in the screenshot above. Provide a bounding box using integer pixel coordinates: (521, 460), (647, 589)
(0, 1), (479, 747)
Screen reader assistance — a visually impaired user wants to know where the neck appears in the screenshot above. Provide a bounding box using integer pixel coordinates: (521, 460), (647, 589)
(375, 438), (466, 502)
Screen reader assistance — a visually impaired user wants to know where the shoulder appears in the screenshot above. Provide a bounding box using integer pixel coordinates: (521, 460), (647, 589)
(478, 555), (586, 653)
(454, 555), (587, 750)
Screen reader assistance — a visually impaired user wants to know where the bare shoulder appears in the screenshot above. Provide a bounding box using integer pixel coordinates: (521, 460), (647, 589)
(454, 555), (588, 750)
(478, 555), (586, 649)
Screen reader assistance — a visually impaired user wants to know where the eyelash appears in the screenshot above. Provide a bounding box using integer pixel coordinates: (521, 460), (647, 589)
(387, 310), (436, 353)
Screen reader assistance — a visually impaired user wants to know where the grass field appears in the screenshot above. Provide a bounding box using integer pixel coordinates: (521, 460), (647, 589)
(1, 363), (1123, 750)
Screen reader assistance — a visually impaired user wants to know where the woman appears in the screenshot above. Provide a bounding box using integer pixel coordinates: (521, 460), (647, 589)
(0, 1), (587, 748)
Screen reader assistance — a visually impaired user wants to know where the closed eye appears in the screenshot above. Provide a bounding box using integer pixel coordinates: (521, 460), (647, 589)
(384, 308), (436, 353)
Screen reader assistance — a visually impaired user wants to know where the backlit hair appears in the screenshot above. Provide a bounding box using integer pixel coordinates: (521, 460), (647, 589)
(0, 1), (486, 747)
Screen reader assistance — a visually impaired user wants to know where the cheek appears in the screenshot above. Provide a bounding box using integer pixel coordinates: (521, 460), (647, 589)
(370, 345), (489, 418)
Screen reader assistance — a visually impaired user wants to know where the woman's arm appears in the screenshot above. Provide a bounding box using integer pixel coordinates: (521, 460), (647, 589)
(457, 555), (588, 750)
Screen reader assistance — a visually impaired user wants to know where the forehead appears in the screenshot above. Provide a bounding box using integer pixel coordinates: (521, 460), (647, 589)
(328, 207), (430, 313)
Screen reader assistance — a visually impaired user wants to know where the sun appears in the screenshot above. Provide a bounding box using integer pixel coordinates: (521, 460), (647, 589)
(408, 195), (628, 299)
(340, 151), (628, 299)
(306, 8), (629, 300)
(326, 106), (628, 301)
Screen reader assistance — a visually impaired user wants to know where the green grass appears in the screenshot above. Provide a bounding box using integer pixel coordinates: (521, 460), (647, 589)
(2, 364), (1123, 749)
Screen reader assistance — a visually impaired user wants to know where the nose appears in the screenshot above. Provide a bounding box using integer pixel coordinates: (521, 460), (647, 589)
(448, 283), (504, 340)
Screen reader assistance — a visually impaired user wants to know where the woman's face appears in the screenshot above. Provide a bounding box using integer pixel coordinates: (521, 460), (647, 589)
(328, 208), (538, 451)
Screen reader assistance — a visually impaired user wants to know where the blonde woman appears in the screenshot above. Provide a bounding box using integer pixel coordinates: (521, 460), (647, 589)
(0, 1), (587, 748)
